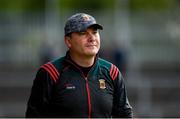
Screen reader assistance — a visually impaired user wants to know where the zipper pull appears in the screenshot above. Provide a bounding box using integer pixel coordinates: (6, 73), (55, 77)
(85, 77), (88, 81)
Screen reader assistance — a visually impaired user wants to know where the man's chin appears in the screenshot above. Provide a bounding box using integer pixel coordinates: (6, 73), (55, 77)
(85, 52), (97, 57)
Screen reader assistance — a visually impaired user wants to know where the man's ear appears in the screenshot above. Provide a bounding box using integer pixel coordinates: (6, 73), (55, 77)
(64, 36), (71, 48)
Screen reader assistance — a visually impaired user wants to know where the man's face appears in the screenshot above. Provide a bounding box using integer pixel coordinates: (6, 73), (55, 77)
(65, 27), (101, 58)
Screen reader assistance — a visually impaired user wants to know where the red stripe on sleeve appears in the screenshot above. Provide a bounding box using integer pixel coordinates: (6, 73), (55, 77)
(44, 64), (58, 80)
(110, 64), (115, 77)
(110, 64), (119, 80)
(48, 62), (60, 76)
(112, 67), (119, 80)
(111, 66), (117, 78)
(41, 65), (57, 83)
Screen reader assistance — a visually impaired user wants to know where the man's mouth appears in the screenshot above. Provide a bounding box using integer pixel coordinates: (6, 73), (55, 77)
(86, 44), (96, 47)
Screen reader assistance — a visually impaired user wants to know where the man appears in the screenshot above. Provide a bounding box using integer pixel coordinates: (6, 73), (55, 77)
(26, 13), (133, 118)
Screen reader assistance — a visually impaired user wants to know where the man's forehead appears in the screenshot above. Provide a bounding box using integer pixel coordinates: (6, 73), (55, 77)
(70, 28), (98, 36)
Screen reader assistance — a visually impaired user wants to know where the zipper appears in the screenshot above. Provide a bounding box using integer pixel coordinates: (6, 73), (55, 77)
(67, 60), (92, 118)
(85, 77), (92, 119)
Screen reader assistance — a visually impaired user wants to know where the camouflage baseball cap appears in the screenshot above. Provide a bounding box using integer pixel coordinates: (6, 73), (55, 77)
(64, 13), (103, 36)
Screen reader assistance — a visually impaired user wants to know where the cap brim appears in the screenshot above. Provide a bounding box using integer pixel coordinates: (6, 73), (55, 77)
(88, 24), (103, 30)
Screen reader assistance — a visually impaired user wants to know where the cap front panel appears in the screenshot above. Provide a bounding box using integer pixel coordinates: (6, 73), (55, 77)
(64, 13), (102, 35)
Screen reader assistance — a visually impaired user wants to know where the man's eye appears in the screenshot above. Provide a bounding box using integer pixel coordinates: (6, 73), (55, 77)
(93, 31), (98, 34)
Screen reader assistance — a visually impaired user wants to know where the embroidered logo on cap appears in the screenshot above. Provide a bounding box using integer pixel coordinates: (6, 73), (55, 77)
(82, 14), (90, 22)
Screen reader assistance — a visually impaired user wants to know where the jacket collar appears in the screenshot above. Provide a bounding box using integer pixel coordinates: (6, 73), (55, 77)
(64, 51), (103, 78)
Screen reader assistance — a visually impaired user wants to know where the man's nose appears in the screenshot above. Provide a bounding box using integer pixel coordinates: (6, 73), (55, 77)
(87, 33), (95, 42)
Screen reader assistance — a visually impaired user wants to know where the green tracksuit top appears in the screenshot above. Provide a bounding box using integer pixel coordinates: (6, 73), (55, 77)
(26, 51), (133, 118)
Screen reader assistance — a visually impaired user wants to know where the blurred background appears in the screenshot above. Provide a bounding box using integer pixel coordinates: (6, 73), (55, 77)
(0, 0), (180, 117)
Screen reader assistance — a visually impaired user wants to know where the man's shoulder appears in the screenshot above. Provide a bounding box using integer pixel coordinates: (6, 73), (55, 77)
(50, 56), (66, 71)
(52, 56), (65, 64)
(98, 58), (112, 70)
(98, 58), (119, 72)
(38, 57), (65, 83)
(98, 58), (120, 81)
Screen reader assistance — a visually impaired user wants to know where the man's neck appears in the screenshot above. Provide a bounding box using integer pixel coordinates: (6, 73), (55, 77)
(69, 52), (95, 67)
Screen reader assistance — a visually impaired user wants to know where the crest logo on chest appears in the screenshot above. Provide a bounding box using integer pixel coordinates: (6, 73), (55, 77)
(99, 79), (106, 89)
